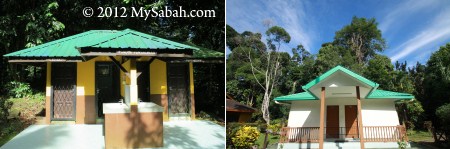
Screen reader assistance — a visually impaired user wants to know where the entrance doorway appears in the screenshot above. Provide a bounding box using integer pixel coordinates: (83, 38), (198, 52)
(137, 62), (150, 102)
(95, 62), (120, 117)
(326, 105), (340, 138)
(345, 105), (359, 138)
(167, 63), (190, 118)
(51, 63), (76, 120)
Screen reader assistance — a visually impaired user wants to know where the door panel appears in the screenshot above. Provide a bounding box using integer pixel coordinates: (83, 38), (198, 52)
(326, 106), (340, 138)
(96, 62), (120, 117)
(167, 63), (189, 117)
(345, 105), (359, 138)
(52, 63), (76, 120)
(137, 62), (150, 102)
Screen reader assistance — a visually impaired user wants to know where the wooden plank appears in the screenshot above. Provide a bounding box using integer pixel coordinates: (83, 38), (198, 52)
(108, 56), (128, 73)
(356, 86), (365, 148)
(319, 87), (325, 149)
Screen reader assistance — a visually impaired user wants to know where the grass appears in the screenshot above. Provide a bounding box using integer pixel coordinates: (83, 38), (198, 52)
(407, 129), (434, 142)
(407, 129), (450, 149)
(256, 133), (280, 148)
(0, 94), (45, 147)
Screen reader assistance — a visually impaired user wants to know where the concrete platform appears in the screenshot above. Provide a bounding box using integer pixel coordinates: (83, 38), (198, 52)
(0, 120), (225, 149)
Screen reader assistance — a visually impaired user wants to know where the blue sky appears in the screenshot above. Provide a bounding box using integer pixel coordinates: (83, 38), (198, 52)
(226, 0), (450, 67)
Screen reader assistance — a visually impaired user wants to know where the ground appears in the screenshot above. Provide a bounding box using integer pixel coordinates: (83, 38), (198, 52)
(0, 95), (45, 146)
(1, 120), (225, 149)
(1, 96), (225, 149)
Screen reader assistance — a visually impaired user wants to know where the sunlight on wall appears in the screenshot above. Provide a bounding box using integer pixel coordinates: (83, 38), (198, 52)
(150, 59), (167, 95)
(77, 59), (95, 95)
(189, 62), (194, 94)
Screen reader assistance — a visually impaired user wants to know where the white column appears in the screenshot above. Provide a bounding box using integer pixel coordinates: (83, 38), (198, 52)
(129, 58), (138, 105)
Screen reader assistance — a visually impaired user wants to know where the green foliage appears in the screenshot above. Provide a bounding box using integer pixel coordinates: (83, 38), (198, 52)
(397, 135), (408, 149)
(231, 126), (260, 148)
(267, 123), (281, 134)
(406, 100), (425, 125)
(266, 26), (291, 51)
(334, 16), (386, 64)
(0, 97), (13, 126)
(6, 81), (33, 98)
(315, 44), (343, 73)
(364, 54), (395, 90)
(436, 103), (450, 134)
(397, 100), (425, 130)
(423, 43), (450, 127)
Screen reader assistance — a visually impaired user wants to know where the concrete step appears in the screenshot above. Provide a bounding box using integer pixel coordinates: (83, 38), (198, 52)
(50, 121), (76, 125)
(169, 116), (191, 121)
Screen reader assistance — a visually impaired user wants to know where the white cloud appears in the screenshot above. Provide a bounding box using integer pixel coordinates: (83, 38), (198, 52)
(226, 0), (317, 52)
(390, 7), (450, 62)
(379, 0), (436, 33)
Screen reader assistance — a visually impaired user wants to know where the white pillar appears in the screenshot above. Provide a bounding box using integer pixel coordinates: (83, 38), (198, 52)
(129, 58), (138, 105)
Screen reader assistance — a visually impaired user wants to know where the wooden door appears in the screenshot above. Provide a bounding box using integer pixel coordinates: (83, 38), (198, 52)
(326, 106), (340, 138)
(167, 63), (190, 117)
(345, 105), (359, 138)
(52, 63), (76, 120)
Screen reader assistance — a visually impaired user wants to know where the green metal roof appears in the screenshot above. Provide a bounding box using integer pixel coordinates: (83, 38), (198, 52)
(4, 30), (109, 59)
(276, 65), (414, 102)
(274, 92), (316, 101)
(274, 89), (414, 101)
(366, 89), (414, 99)
(80, 29), (198, 50)
(302, 65), (379, 90)
(4, 29), (223, 61)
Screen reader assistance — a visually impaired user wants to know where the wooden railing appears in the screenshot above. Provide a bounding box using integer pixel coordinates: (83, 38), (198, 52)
(363, 126), (408, 142)
(279, 127), (320, 143)
(279, 125), (407, 143)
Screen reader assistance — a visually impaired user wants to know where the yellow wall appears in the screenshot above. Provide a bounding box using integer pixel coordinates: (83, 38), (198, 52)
(150, 59), (167, 95)
(77, 60), (95, 96)
(46, 62), (51, 96)
(45, 62), (51, 124)
(189, 62), (194, 94)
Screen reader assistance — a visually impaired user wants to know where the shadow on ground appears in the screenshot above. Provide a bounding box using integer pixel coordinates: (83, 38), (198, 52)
(161, 120), (225, 149)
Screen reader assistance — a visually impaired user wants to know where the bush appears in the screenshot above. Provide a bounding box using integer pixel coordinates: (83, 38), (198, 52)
(268, 118), (286, 134)
(6, 81), (32, 98)
(227, 122), (265, 148)
(0, 97), (13, 126)
(231, 126), (260, 148)
(436, 103), (450, 134)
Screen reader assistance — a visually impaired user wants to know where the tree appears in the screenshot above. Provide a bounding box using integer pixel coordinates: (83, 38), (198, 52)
(287, 45), (315, 93)
(315, 44), (342, 74)
(364, 54), (395, 90)
(248, 26), (290, 125)
(424, 43), (450, 126)
(436, 103), (450, 135)
(333, 16), (386, 64)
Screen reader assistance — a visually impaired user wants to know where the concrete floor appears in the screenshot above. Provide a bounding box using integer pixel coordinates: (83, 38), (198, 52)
(0, 120), (225, 149)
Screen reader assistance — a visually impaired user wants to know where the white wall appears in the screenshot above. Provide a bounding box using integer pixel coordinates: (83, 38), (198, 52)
(287, 100), (320, 127)
(287, 98), (400, 127)
(361, 99), (400, 126)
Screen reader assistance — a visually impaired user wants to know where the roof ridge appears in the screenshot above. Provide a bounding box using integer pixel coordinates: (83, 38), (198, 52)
(302, 65), (379, 90)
